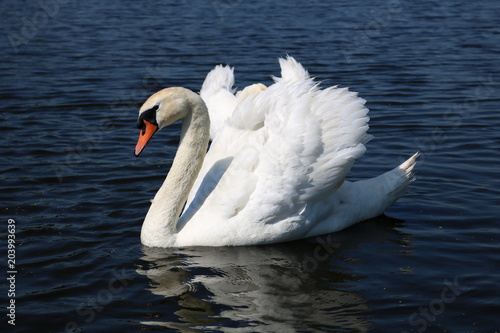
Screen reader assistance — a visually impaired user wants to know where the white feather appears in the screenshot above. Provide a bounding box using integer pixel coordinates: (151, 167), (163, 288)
(139, 56), (418, 247)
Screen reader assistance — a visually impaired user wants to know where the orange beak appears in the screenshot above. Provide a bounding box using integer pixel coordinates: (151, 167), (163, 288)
(135, 120), (158, 156)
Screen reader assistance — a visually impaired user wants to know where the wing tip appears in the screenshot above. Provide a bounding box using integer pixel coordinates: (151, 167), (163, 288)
(274, 56), (310, 82)
(201, 64), (236, 94)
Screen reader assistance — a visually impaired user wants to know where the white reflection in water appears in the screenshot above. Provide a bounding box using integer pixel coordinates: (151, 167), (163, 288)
(136, 216), (411, 332)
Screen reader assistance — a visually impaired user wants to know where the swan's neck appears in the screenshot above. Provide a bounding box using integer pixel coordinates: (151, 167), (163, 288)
(141, 91), (210, 247)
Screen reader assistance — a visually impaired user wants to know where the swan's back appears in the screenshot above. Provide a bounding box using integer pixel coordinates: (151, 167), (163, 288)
(179, 57), (386, 246)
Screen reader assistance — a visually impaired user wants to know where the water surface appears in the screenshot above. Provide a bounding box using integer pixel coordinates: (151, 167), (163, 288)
(1, 0), (499, 332)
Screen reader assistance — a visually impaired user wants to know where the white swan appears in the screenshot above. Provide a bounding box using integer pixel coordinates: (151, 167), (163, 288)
(134, 56), (418, 247)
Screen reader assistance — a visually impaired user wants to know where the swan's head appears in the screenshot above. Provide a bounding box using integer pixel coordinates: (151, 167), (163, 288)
(134, 87), (193, 156)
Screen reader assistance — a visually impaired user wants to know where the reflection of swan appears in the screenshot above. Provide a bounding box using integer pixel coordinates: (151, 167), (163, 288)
(137, 243), (373, 332)
(136, 216), (413, 331)
(134, 56), (418, 247)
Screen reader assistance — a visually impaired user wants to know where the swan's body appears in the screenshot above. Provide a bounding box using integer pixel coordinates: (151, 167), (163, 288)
(135, 57), (418, 247)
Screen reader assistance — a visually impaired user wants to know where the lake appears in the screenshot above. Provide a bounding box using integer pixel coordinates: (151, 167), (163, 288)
(1, 0), (499, 332)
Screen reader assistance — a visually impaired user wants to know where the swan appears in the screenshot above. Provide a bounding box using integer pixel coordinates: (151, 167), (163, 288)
(134, 56), (418, 247)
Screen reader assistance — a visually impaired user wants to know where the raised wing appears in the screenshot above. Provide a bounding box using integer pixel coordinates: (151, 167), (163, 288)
(199, 65), (238, 140)
(181, 57), (370, 239)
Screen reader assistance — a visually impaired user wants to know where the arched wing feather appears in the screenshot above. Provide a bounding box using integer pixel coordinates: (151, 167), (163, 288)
(183, 57), (370, 237)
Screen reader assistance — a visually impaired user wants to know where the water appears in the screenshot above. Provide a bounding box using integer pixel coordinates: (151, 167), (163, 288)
(1, 0), (499, 332)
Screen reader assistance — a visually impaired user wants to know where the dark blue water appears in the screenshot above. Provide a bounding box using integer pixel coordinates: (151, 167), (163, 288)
(1, 0), (500, 332)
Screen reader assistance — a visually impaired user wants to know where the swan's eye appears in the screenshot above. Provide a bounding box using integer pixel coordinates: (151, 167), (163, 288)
(137, 105), (159, 129)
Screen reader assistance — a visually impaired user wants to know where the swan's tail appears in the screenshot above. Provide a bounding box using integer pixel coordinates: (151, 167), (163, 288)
(304, 152), (419, 237)
(337, 152), (419, 225)
(381, 152), (419, 202)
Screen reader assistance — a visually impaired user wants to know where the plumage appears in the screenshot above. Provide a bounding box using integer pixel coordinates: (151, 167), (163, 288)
(135, 56), (418, 247)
